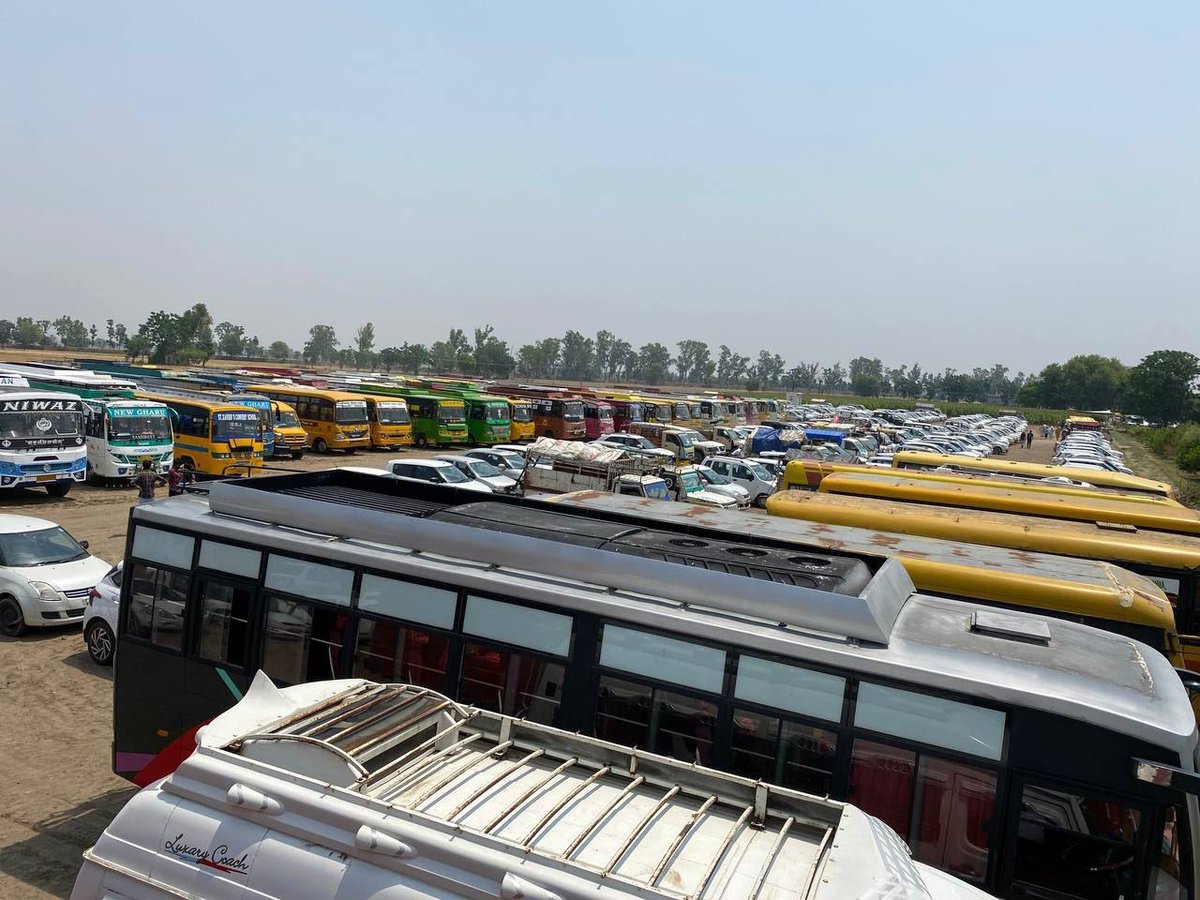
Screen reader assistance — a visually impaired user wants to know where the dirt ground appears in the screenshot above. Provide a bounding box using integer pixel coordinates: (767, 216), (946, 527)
(0, 446), (442, 899)
(0, 435), (1059, 898)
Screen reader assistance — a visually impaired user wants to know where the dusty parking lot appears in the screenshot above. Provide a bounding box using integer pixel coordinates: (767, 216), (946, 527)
(0, 446), (444, 899)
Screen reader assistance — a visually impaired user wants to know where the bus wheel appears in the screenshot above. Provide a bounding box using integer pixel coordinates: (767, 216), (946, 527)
(45, 481), (72, 498)
(314, 438), (329, 454)
(543, 430), (554, 439)
(85, 619), (116, 665)
(0, 597), (25, 637)
(345, 448), (357, 455)
(291, 450), (305, 460)
(415, 434), (427, 447)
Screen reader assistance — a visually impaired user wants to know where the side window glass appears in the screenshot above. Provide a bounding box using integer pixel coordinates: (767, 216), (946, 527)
(125, 563), (190, 652)
(195, 579), (253, 668)
(262, 595), (348, 685)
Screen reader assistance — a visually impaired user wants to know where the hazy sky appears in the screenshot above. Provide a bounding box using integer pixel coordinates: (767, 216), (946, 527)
(2, 2), (1196, 375)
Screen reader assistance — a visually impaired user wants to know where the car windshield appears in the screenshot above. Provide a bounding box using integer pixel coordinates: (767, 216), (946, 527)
(631, 435), (655, 449)
(700, 467), (730, 485)
(437, 464), (470, 483)
(680, 471), (703, 492)
(748, 463), (774, 480)
(0, 410), (81, 439)
(511, 405), (533, 422)
(335, 402), (369, 424)
(468, 460), (503, 478)
(213, 411), (261, 441)
(277, 408), (301, 428)
(643, 481), (672, 501)
(0, 526), (88, 566)
(496, 454), (524, 470)
(438, 404), (466, 424)
(106, 409), (173, 445)
(562, 401), (584, 421)
(675, 431), (698, 447)
(376, 404), (410, 424)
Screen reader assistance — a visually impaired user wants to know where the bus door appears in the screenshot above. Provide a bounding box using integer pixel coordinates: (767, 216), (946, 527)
(185, 571), (260, 709)
(998, 774), (1186, 900)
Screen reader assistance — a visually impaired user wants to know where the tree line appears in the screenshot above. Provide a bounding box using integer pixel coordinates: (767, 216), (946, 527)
(2, 306), (1195, 418)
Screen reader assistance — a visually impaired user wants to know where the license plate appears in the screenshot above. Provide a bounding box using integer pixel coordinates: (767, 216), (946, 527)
(36, 475), (56, 483)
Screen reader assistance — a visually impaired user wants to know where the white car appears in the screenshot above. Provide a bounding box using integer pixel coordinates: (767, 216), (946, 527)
(0, 515), (111, 636)
(705, 456), (778, 507)
(592, 433), (676, 462)
(435, 455), (520, 494)
(462, 448), (526, 480)
(385, 459), (492, 493)
(84, 562), (122, 665)
(695, 465), (751, 507)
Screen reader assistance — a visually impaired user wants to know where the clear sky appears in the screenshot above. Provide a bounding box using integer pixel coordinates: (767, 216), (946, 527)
(1, 2), (1195, 375)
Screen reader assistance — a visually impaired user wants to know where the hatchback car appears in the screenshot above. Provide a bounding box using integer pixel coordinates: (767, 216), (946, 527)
(83, 562), (122, 664)
(435, 455), (520, 493)
(462, 448), (526, 480)
(385, 459), (492, 493)
(0, 515), (111, 636)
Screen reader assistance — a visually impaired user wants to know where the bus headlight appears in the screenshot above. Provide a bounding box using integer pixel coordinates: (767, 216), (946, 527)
(28, 581), (61, 603)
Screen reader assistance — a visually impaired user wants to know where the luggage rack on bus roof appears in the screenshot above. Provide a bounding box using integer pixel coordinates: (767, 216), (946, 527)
(205, 470), (914, 646)
(204, 677), (892, 900)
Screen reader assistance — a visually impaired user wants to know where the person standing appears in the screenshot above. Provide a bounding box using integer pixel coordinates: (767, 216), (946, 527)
(134, 459), (166, 505)
(167, 459), (194, 496)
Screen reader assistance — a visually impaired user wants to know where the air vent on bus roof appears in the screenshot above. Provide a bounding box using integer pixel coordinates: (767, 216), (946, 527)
(970, 610), (1052, 645)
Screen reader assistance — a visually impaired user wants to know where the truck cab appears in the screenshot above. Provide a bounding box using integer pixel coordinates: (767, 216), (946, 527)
(612, 474), (673, 500)
(658, 466), (741, 509)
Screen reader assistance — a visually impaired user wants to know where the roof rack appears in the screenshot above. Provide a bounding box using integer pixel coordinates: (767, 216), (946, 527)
(206, 471), (914, 645)
(193, 677), (898, 900)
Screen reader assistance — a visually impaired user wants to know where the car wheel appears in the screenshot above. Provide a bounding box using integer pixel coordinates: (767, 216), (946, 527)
(0, 596), (26, 637)
(314, 438), (329, 453)
(85, 619), (116, 665)
(753, 494), (768, 509)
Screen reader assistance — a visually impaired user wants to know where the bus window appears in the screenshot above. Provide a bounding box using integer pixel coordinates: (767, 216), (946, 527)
(354, 619), (449, 690)
(459, 643), (564, 726)
(593, 676), (716, 766)
(262, 596), (347, 685)
(730, 709), (838, 796)
(1150, 805), (1191, 900)
(1010, 783), (1142, 900)
(125, 564), (190, 652)
(194, 578), (252, 669)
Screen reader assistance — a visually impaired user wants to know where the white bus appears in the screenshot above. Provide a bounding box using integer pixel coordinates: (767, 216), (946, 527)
(0, 377), (87, 496)
(113, 471), (1199, 898)
(76, 674), (994, 899)
(82, 398), (174, 481)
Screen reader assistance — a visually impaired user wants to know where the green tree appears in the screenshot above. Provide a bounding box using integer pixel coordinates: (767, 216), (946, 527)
(0, 320), (14, 346)
(675, 340), (713, 385)
(355, 322), (376, 367)
(125, 333), (151, 361)
(636, 342), (672, 384)
(560, 330), (595, 381)
(395, 342), (429, 374)
(848, 356), (885, 396)
(268, 340), (292, 361)
(819, 363), (845, 392)
(1124, 350), (1200, 424)
(594, 330), (616, 380)
(14, 317), (43, 347)
(608, 338), (634, 379)
(181, 303), (215, 364)
(52, 316), (90, 349)
(473, 326), (515, 378)
(88, 323), (98, 347)
(215, 322), (247, 358)
(113, 323), (128, 348)
(303, 325), (339, 363)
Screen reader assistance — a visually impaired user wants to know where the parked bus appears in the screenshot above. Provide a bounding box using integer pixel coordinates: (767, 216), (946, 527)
(248, 384), (370, 453)
(590, 392), (644, 431)
(135, 391), (264, 476)
(505, 396), (535, 441)
(82, 398), (174, 481)
(892, 450), (1175, 499)
(357, 395), (412, 450)
(0, 378), (87, 496)
(223, 393), (278, 457)
(79, 677), (994, 900)
(783, 459), (1182, 506)
(113, 471), (1200, 897)
(553, 489), (1180, 665)
(500, 386), (586, 440)
(818, 471), (1200, 537)
(266, 399), (308, 459)
(581, 398), (615, 439)
(766, 489), (1200, 668)
(388, 389), (467, 446)
(437, 389), (510, 445)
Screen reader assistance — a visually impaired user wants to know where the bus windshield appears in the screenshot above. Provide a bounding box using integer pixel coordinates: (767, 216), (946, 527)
(276, 408), (301, 428)
(106, 411), (172, 445)
(0, 410), (80, 439)
(598, 405), (614, 421)
(335, 402), (369, 424)
(438, 404), (466, 425)
(0, 525), (88, 566)
(486, 403), (509, 421)
(376, 404), (410, 425)
(511, 404), (533, 423)
(213, 411), (261, 441)
(563, 401), (584, 421)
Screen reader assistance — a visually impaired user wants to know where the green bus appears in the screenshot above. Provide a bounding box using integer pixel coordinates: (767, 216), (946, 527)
(424, 388), (511, 445)
(378, 387), (467, 446)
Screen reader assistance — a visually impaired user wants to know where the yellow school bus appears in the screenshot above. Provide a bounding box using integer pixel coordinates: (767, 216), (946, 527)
(891, 450), (1175, 498)
(269, 400), (309, 459)
(357, 395), (413, 450)
(136, 391), (264, 476)
(248, 384), (370, 453)
(551, 488), (1181, 666)
(782, 459), (1181, 507)
(818, 471), (1200, 537)
(766, 489), (1200, 669)
(506, 398), (535, 442)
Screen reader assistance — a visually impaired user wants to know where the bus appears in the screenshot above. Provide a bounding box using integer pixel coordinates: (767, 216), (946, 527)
(431, 389), (510, 445)
(765, 488), (1200, 668)
(500, 386), (586, 440)
(1067, 414), (1105, 432)
(817, 471), (1200, 537)
(82, 398), (174, 481)
(505, 397), (535, 442)
(0, 378), (87, 496)
(581, 398), (615, 439)
(385, 388), (467, 446)
(589, 392), (644, 431)
(224, 393), (278, 457)
(782, 459), (1183, 506)
(248, 384), (370, 453)
(552, 489), (1181, 666)
(80, 678), (994, 900)
(135, 391), (264, 476)
(357, 395), (412, 450)
(266, 399), (308, 459)
(892, 450), (1175, 499)
(113, 470), (1200, 897)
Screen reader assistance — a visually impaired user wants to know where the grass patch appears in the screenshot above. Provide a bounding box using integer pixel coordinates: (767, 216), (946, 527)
(1109, 430), (1200, 509)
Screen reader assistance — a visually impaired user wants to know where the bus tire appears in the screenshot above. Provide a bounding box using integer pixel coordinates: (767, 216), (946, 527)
(314, 438), (329, 454)
(543, 430), (554, 439)
(345, 448), (357, 455)
(415, 434), (427, 447)
(0, 596), (25, 637)
(45, 481), (72, 498)
(290, 450), (305, 460)
(85, 619), (116, 665)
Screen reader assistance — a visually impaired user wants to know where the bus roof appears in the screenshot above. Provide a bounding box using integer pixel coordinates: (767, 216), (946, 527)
(892, 450), (1174, 498)
(819, 471), (1200, 537)
(135, 390), (263, 414)
(249, 383), (372, 403)
(131, 472), (1196, 755)
(549, 490), (1174, 633)
(103, 675), (953, 900)
(767, 489), (1200, 573)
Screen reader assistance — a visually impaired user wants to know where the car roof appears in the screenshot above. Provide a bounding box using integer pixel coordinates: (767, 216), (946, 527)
(434, 455), (478, 464)
(0, 514), (60, 535)
(403, 458), (455, 468)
